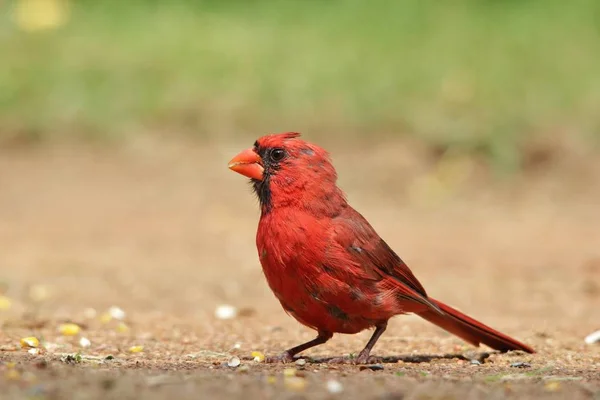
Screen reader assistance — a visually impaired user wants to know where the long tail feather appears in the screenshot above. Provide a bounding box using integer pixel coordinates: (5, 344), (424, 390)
(418, 298), (534, 353)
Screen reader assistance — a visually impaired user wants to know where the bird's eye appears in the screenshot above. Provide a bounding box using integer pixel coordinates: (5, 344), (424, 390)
(270, 148), (286, 162)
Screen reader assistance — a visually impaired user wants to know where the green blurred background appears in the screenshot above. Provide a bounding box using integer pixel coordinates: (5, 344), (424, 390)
(2, 0), (599, 173)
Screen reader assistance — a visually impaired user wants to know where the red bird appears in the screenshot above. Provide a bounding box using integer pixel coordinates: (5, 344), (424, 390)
(228, 132), (534, 363)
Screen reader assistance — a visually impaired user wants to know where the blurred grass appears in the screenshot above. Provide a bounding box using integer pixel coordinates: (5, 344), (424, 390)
(1, 0), (600, 171)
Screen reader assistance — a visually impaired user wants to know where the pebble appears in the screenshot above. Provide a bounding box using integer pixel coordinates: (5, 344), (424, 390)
(470, 360), (482, 366)
(510, 362), (531, 368)
(295, 358), (307, 367)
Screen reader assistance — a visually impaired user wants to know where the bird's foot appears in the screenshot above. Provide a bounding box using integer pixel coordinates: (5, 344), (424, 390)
(354, 350), (382, 365)
(265, 351), (294, 363)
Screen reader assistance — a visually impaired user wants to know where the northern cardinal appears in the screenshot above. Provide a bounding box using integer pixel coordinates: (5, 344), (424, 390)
(228, 132), (534, 363)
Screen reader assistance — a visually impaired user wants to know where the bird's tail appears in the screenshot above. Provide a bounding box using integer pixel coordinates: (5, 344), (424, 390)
(417, 298), (534, 353)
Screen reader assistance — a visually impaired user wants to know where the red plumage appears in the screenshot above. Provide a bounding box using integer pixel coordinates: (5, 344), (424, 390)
(228, 132), (534, 363)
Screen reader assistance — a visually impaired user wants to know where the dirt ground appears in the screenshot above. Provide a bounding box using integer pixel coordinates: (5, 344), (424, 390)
(0, 137), (599, 399)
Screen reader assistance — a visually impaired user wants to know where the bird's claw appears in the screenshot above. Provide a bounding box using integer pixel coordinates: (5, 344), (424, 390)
(265, 352), (294, 363)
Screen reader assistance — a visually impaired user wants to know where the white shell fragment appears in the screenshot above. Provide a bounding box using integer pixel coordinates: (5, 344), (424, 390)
(584, 329), (600, 344)
(326, 379), (344, 394)
(109, 306), (126, 320)
(79, 337), (91, 348)
(215, 305), (237, 320)
(227, 356), (241, 368)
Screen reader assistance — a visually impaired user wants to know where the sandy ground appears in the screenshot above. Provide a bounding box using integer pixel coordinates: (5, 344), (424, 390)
(0, 137), (599, 399)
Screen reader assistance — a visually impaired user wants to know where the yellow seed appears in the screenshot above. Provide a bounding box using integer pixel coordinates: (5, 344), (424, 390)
(59, 323), (81, 336)
(284, 376), (306, 391)
(129, 345), (144, 353)
(251, 351), (265, 362)
(116, 322), (129, 333)
(99, 312), (112, 324)
(5, 369), (20, 380)
(0, 295), (11, 310)
(283, 368), (296, 377)
(545, 381), (561, 392)
(20, 337), (39, 348)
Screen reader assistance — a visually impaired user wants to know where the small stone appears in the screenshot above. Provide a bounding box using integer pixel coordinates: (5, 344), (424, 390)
(326, 379), (343, 394)
(510, 362), (531, 368)
(227, 356), (241, 368)
(470, 360), (482, 365)
(295, 358), (307, 367)
(215, 305), (237, 320)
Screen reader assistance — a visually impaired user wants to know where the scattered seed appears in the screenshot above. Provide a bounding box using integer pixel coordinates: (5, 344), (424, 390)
(0, 295), (12, 310)
(29, 284), (49, 302)
(284, 376), (306, 391)
(129, 346), (144, 353)
(59, 323), (81, 336)
(109, 306), (126, 320)
(83, 308), (97, 319)
(5, 369), (20, 380)
(79, 337), (91, 348)
(359, 364), (384, 371)
(545, 381), (561, 392)
(283, 368), (297, 377)
(20, 337), (40, 349)
(100, 313), (112, 324)
(510, 362), (531, 368)
(227, 356), (241, 368)
(326, 379), (344, 394)
(251, 351), (265, 362)
(116, 322), (129, 333)
(584, 329), (600, 344)
(215, 305), (237, 320)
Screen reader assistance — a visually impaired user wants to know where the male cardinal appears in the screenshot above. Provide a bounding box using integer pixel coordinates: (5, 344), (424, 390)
(228, 132), (534, 363)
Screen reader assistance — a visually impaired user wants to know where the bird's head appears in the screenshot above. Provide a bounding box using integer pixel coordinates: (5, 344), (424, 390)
(228, 132), (345, 214)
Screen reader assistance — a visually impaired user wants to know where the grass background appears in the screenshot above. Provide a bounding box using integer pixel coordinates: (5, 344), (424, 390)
(1, 0), (599, 172)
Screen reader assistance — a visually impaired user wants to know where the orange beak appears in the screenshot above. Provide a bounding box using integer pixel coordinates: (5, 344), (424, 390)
(228, 148), (264, 181)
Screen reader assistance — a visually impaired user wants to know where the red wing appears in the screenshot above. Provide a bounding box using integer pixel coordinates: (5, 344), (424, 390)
(328, 206), (437, 309)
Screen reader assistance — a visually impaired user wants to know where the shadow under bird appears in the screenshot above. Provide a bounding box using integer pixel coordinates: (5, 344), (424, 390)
(228, 132), (534, 363)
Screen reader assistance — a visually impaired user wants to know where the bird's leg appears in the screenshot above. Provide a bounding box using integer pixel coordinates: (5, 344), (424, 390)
(266, 331), (333, 363)
(355, 321), (388, 364)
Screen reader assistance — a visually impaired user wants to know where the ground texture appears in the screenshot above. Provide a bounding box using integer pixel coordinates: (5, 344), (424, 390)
(0, 139), (599, 399)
